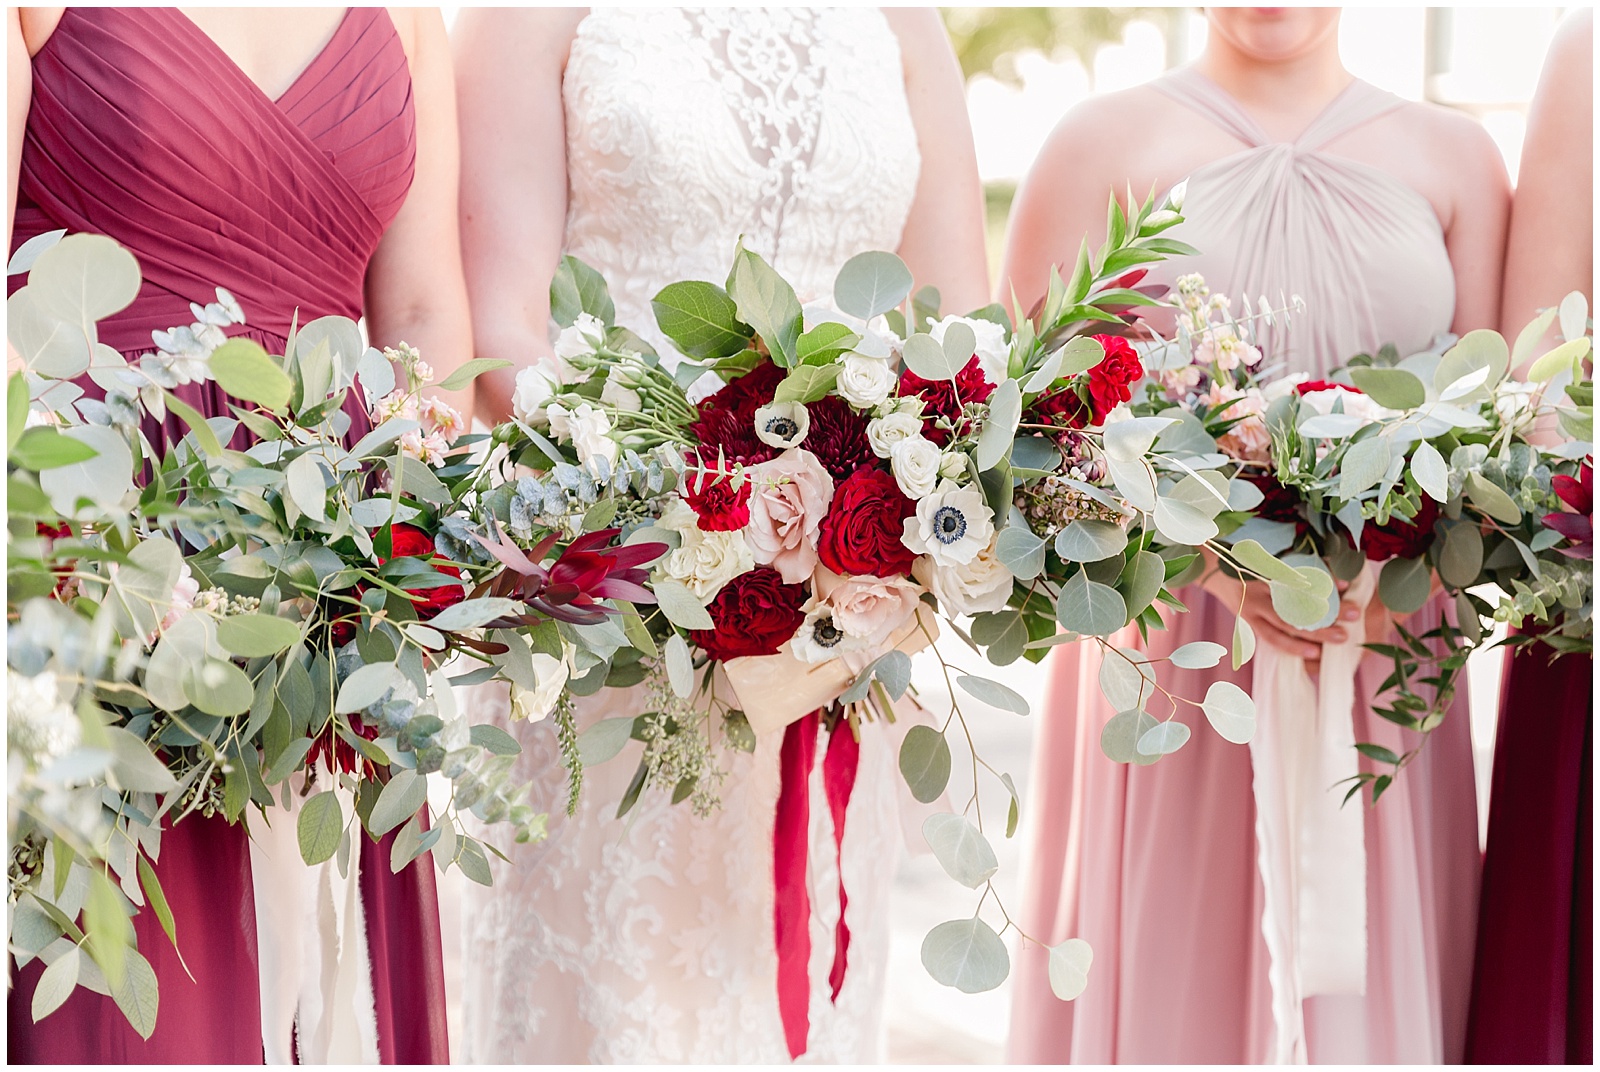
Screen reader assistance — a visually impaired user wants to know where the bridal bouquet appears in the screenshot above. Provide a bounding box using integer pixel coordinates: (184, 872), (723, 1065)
(1131, 271), (1593, 801)
(6, 233), (564, 1032)
(460, 190), (1272, 1005)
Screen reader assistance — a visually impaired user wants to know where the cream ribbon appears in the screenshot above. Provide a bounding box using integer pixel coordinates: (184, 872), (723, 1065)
(1248, 565), (1373, 1063)
(250, 767), (380, 1064)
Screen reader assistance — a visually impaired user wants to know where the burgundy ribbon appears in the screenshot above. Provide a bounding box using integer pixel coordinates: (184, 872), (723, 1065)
(774, 711), (861, 1060)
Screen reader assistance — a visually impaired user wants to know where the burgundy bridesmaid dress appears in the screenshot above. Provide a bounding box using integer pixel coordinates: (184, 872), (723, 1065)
(8, 8), (446, 1062)
(1465, 637), (1592, 1063)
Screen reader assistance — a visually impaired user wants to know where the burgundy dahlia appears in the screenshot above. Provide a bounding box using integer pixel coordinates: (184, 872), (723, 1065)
(686, 361), (785, 467)
(803, 395), (875, 480)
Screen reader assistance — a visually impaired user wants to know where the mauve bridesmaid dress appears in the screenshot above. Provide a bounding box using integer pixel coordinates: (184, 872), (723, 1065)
(7, 8), (446, 1062)
(1008, 69), (1480, 1064)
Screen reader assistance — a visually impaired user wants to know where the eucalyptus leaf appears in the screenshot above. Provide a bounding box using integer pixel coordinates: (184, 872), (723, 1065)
(664, 633), (694, 699)
(368, 768), (426, 837)
(577, 717), (636, 767)
(1526, 337), (1592, 383)
(1057, 571), (1128, 637)
(1048, 939), (1094, 1001)
(28, 232), (141, 323)
(1463, 471), (1523, 524)
(1103, 416), (1176, 462)
(31, 945), (79, 1023)
(1558, 290), (1588, 343)
(426, 597), (524, 631)
(435, 357), (515, 394)
(922, 813), (1000, 889)
(1347, 366), (1425, 409)
(1100, 709), (1160, 764)
(901, 331), (962, 380)
(1117, 550), (1166, 619)
(1169, 641), (1227, 669)
(107, 949), (159, 1041)
(727, 244), (802, 367)
(215, 613), (301, 658)
(833, 250), (913, 320)
(39, 424), (132, 515)
(1054, 519), (1128, 563)
(1231, 615), (1256, 670)
(644, 582), (708, 633)
(1201, 680), (1256, 744)
(284, 452), (327, 523)
(1378, 554), (1432, 615)
(921, 917), (1010, 993)
(899, 725), (952, 804)
(994, 525), (1046, 580)
(297, 790), (343, 865)
(1410, 440), (1449, 502)
(335, 663), (402, 714)
(974, 379), (1021, 471)
(1098, 649), (1155, 712)
(1136, 718), (1190, 756)
(1438, 521), (1484, 589)
(956, 674), (1029, 715)
(1338, 436), (1391, 498)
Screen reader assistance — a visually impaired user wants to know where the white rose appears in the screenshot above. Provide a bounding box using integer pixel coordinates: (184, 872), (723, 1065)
(600, 373), (642, 413)
(553, 312), (607, 371)
(657, 500), (755, 600)
(566, 402), (618, 472)
(914, 534), (1013, 616)
(509, 650), (569, 722)
(927, 314), (1010, 383)
(901, 479), (996, 568)
(837, 353), (897, 409)
(937, 451), (968, 481)
(512, 367), (558, 427)
(867, 410), (925, 459)
(889, 435), (941, 500)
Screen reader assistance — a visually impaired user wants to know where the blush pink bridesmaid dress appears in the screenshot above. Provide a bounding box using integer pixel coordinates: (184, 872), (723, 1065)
(1008, 68), (1480, 1064)
(7, 8), (445, 1062)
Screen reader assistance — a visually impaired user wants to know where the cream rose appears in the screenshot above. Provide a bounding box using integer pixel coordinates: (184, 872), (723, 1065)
(657, 499), (755, 599)
(509, 651), (569, 722)
(744, 448), (835, 584)
(914, 534), (1013, 616)
(837, 353), (897, 410)
(889, 435), (941, 500)
(867, 409), (924, 458)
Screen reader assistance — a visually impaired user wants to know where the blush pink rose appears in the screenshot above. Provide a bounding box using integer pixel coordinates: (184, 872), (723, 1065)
(819, 569), (925, 648)
(744, 448), (835, 584)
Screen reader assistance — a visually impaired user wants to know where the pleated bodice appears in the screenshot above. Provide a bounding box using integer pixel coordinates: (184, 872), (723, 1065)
(1149, 67), (1455, 372)
(10, 6), (415, 355)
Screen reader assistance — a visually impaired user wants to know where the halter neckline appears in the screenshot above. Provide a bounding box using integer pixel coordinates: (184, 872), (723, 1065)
(1155, 66), (1405, 154)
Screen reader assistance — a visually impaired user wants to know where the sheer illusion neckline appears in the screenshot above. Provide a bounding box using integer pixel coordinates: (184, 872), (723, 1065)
(173, 6), (359, 106)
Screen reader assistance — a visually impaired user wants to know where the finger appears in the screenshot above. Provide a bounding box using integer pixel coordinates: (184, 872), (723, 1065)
(1288, 623), (1349, 645)
(1253, 619), (1321, 660)
(1338, 599), (1361, 623)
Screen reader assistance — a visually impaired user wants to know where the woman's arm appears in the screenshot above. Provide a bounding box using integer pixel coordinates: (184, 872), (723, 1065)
(882, 9), (989, 315)
(7, 10), (32, 250)
(363, 9), (475, 418)
(452, 7), (584, 424)
(1501, 8), (1593, 350)
(1435, 112), (1512, 336)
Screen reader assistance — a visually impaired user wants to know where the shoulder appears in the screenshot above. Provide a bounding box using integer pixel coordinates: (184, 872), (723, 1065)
(1030, 83), (1183, 192)
(1389, 99), (1507, 190)
(450, 6), (585, 64)
(17, 7), (66, 57)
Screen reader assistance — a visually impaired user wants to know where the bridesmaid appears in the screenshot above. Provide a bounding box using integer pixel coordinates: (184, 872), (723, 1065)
(1466, 8), (1593, 1064)
(1000, 7), (1508, 1063)
(6, 7), (469, 1062)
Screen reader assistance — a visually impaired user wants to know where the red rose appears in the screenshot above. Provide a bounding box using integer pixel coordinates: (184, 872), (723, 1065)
(816, 467), (918, 578)
(898, 356), (996, 446)
(1362, 496), (1440, 562)
(689, 567), (807, 660)
(1085, 334), (1142, 420)
(383, 523), (466, 620)
(803, 395), (875, 479)
(681, 468), (752, 531)
(1031, 384), (1093, 431)
(1246, 473), (1310, 538)
(1296, 380), (1361, 396)
(687, 361), (785, 467)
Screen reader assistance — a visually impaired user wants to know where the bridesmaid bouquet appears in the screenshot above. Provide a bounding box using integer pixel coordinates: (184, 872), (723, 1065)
(1131, 271), (1593, 801)
(454, 192), (1259, 1000)
(5, 233), (561, 1031)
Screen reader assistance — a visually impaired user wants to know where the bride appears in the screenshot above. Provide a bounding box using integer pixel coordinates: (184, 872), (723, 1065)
(450, 7), (987, 1062)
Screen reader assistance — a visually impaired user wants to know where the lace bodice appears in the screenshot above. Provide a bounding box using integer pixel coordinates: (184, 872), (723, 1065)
(462, 9), (922, 1064)
(562, 6), (920, 366)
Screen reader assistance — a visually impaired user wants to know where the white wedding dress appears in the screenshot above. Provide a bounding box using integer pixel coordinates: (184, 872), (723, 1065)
(460, 8), (923, 1063)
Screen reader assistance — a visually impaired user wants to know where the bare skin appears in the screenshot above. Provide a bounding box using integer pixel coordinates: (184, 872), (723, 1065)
(453, 7), (990, 423)
(1501, 7), (1593, 352)
(1000, 7), (1511, 661)
(7, 7), (475, 416)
